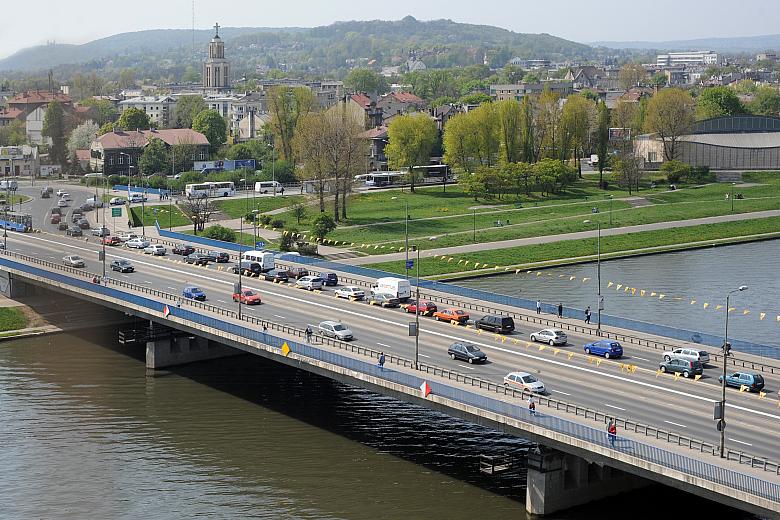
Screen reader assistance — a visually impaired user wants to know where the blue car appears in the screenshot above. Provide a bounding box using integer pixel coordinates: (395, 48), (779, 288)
(584, 340), (623, 359)
(182, 285), (206, 301)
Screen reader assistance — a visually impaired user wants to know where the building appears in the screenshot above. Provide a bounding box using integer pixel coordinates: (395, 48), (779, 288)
(118, 96), (177, 128)
(756, 53), (778, 62)
(376, 92), (425, 121)
(564, 66), (620, 90)
(508, 58), (551, 70)
(489, 81), (573, 102)
(90, 128), (210, 175)
(2, 90), (75, 144)
(656, 51), (719, 68)
(0, 145), (38, 177)
(359, 126), (388, 172)
(236, 111), (271, 142)
(203, 23), (230, 93)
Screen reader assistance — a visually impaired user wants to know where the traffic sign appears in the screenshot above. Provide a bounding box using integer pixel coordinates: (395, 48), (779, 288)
(406, 260), (414, 269)
(256, 241), (265, 248)
(111, 207), (122, 217)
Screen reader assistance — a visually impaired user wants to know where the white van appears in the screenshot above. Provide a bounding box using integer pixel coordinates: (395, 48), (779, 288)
(0, 179), (18, 190)
(589, 154), (599, 166)
(241, 250), (275, 271)
(255, 181), (282, 194)
(372, 277), (412, 301)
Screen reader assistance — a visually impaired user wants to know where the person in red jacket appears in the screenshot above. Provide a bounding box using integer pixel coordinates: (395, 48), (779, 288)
(607, 419), (617, 447)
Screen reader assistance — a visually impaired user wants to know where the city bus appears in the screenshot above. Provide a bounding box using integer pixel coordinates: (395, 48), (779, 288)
(354, 172), (404, 187)
(185, 182), (235, 199)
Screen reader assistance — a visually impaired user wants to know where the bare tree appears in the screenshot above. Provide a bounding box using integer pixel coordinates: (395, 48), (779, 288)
(613, 147), (645, 195)
(180, 194), (216, 233)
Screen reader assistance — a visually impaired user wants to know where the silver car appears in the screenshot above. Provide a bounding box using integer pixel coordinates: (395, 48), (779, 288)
(663, 348), (710, 365)
(63, 255), (85, 268)
(530, 328), (567, 346)
(318, 320), (354, 341)
(296, 276), (324, 291)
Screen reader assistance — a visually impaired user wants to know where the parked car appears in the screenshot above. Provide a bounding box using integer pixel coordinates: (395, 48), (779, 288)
(719, 371), (765, 392)
(659, 358), (703, 378)
(110, 259), (135, 273)
(185, 252), (210, 265)
(144, 244), (167, 256)
(126, 237), (151, 249)
(296, 275), (324, 291)
(475, 315), (515, 334)
(284, 267), (310, 279)
(66, 226), (82, 237)
(262, 269), (289, 283)
(182, 285), (206, 301)
(530, 329), (567, 346)
(318, 320), (353, 341)
(232, 261), (263, 276)
(335, 286), (365, 300)
(584, 340), (624, 359)
(57, 221), (68, 231)
(404, 301), (437, 316)
(368, 292), (400, 307)
(447, 342), (487, 364)
(109, 197), (125, 206)
(62, 255), (85, 267)
(172, 243), (196, 255)
(50, 215), (61, 225)
(206, 251), (230, 263)
(662, 348), (711, 365)
(57, 199), (68, 207)
(503, 372), (546, 393)
(102, 236), (121, 246)
(91, 226), (110, 237)
(322, 273), (339, 286)
(117, 233), (138, 242)
(433, 308), (469, 324)
(232, 288), (262, 305)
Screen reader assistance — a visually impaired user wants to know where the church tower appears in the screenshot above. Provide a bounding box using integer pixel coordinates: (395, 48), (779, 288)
(203, 23), (230, 92)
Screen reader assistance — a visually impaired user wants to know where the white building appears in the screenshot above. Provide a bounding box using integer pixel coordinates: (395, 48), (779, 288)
(203, 23), (230, 93)
(0, 145), (39, 177)
(656, 51), (719, 68)
(118, 96), (177, 128)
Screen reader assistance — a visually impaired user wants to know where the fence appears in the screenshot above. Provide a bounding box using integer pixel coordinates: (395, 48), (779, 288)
(113, 185), (171, 196)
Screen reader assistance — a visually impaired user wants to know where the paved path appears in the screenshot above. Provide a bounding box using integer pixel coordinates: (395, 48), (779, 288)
(344, 209), (780, 265)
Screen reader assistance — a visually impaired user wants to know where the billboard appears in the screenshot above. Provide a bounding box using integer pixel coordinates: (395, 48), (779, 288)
(609, 128), (631, 141)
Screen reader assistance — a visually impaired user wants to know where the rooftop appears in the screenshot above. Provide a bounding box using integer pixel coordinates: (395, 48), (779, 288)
(96, 129), (209, 150)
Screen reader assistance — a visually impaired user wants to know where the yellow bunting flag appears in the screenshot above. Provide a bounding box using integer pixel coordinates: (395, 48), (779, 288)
(659, 294), (666, 300)
(567, 352), (574, 360)
(641, 290), (646, 297)
(607, 281), (614, 288)
(728, 307), (736, 313)
(538, 345), (546, 352)
(559, 274), (565, 278)
(457, 260), (464, 265)
(760, 313), (766, 321)
(759, 391), (767, 399)
(282, 230), (289, 235)
(656, 369), (663, 377)
(526, 270), (532, 274)
(536, 272), (542, 276)
(596, 359), (602, 366)
(281, 342), (291, 357)
(350, 243), (355, 247)
(739, 385), (748, 392)
(616, 284), (623, 290)
(494, 265), (500, 270)
(715, 305), (724, 311)
(569, 276), (576, 281)
(624, 286), (629, 292)
(703, 303), (709, 309)
(651, 292), (657, 297)
(619, 363), (626, 372)
(504, 267), (511, 271)
(515, 269), (521, 274)
(674, 372), (680, 381)
(743, 309), (750, 315)
(553, 348), (560, 356)
(694, 374), (702, 381)
(482, 263), (489, 269)
(583, 277), (590, 282)
(512, 339), (520, 344)
(448, 258), (454, 263)
(631, 288), (637, 296)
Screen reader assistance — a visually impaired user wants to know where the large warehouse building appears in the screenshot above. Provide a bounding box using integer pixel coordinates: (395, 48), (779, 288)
(635, 115), (780, 170)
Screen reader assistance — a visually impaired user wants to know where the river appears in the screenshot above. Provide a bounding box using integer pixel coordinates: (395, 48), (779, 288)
(459, 240), (780, 349)
(0, 329), (755, 519)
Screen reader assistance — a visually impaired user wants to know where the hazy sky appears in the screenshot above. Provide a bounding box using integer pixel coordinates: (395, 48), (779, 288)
(2, 0), (778, 58)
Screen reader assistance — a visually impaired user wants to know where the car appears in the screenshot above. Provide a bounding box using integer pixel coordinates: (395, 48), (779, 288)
(503, 372), (546, 394)
(57, 199), (68, 207)
(185, 252), (210, 265)
(126, 237), (151, 249)
(335, 286), (365, 300)
(102, 236), (121, 246)
(262, 269), (289, 283)
(76, 218), (91, 230)
(322, 273), (339, 286)
(86, 197), (104, 208)
(475, 315), (515, 334)
(56, 189), (66, 197)
(206, 251), (230, 263)
(296, 275), (324, 291)
(447, 342), (487, 364)
(232, 288), (262, 305)
(50, 207), (62, 216)
(584, 340), (624, 359)
(659, 358), (703, 378)
(284, 267), (310, 279)
(232, 261), (263, 276)
(110, 259), (135, 273)
(128, 194), (147, 203)
(62, 255), (85, 267)
(59, 192), (71, 200)
(91, 226), (110, 237)
(173, 244), (196, 255)
(79, 203), (94, 212)
(50, 215), (61, 224)
(662, 348), (711, 365)
(57, 221), (68, 231)
(405, 301), (437, 316)
(117, 233), (138, 242)
(144, 244), (167, 256)
(368, 292), (400, 307)
(40, 189), (51, 199)
(109, 197), (125, 206)
(66, 226), (82, 237)
(182, 285), (206, 301)
(530, 329), (567, 346)
(318, 320), (353, 341)
(719, 371), (765, 392)
(433, 308), (469, 324)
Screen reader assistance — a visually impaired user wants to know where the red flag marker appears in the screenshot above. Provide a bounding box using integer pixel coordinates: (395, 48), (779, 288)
(420, 381), (432, 397)
(163, 305), (171, 318)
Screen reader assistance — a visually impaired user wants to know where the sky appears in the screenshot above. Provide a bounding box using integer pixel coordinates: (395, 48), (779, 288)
(2, 0), (779, 59)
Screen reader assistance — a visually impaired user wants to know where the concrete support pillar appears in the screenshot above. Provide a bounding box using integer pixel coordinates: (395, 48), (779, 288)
(145, 334), (242, 370)
(0, 270), (42, 298)
(526, 447), (648, 516)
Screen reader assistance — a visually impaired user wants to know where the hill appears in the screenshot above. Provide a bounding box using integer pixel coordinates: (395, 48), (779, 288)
(591, 34), (780, 53)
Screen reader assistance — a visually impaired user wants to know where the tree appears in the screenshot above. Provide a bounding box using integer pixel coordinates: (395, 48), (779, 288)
(0, 120), (26, 146)
(294, 113), (329, 213)
(458, 92), (492, 105)
(311, 213), (336, 239)
(384, 113), (438, 193)
(344, 68), (389, 95)
(443, 112), (479, 173)
(202, 224), (236, 242)
(117, 107), (151, 131)
(139, 137), (169, 175)
(43, 101), (68, 166)
(495, 99), (521, 164)
(98, 122), (115, 135)
(561, 94), (595, 177)
(173, 95), (207, 129)
(180, 195), (216, 233)
(749, 86), (780, 116)
(79, 98), (119, 126)
(534, 88), (562, 160)
(644, 88), (695, 161)
(613, 151), (644, 195)
(596, 100), (610, 187)
(650, 72), (668, 88)
(171, 137), (197, 174)
(268, 86), (315, 163)
(292, 203), (307, 224)
(611, 99), (641, 139)
(66, 120), (99, 159)
(618, 63), (647, 90)
(696, 86), (744, 120)
(192, 109), (227, 153)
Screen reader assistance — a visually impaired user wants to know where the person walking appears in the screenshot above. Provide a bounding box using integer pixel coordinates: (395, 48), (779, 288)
(536, 300), (541, 314)
(607, 419), (617, 447)
(557, 302), (563, 318)
(305, 325), (312, 343)
(378, 352), (386, 369)
(528, 396), (536, 416)
(585, 306), (591, 324)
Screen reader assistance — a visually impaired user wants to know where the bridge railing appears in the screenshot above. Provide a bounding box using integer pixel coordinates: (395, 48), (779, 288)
(2, 250), (780, 497)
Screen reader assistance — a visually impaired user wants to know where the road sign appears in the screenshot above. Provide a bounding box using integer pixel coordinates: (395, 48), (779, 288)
(406, 260), (414, 269)
(716, 419), (725, 432)
(111, 207), (122, 218)
(256, 241), (265, 248)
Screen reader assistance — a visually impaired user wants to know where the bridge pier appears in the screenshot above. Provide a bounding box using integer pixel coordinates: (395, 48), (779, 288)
(145, 329), (243, 370)
(0, 270), (43, 298)
(526, 447), (649, 516)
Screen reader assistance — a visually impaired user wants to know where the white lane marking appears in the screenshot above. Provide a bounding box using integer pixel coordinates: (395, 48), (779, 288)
(604, 404), (626, 411)
(632, 357), (650, 362)
(555, 390), (572, 396)
(419, 354), (431, 358)
(377, 342), (392, 348)
(12, 233), (780, 423)
(167, 286), (177, 291)
(459, 365), (475, 371)
(729, 438), (753, 447)
(664, 420), (687, 428)
(216, 299), (227, 304)
(274, 314), (286, 319)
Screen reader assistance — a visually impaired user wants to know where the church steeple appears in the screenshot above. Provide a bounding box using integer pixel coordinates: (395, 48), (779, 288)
(203, 22), (230, 92)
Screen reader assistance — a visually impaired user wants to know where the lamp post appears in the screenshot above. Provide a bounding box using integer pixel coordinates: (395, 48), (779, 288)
(584, 219), (602, 334)
(267, 143), (276, 197)
(101, 174), (107, 279)
(252, 209), (260, 249)
(473, 209), (476, 242)
(608, 195), (613, 227)
(391, 196), (410, 279)
(411, 245), (421, 369)
(238, 215), (244, 319)
(719, 285), (748, 458)
(731, 182), (736, 213)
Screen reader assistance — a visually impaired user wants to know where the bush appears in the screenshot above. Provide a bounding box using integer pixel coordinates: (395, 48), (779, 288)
(280, 228), (297, 252)
(259, 214), (272, 225)
(296, 242), (318, 255)
(201, 224), (236, 242)
(660, 160), (692, 184)
(311, 213), (336, 239)
(271, 219), (284, 229)
(688, 166), (716, 183)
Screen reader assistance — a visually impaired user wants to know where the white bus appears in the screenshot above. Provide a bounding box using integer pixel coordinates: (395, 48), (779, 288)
(210, 181), (236, 197)
(185, 182), (235, 199)
(354, 172), (404, 187)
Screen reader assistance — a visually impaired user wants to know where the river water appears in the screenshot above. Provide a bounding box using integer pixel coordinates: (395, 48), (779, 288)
(459, 240), (780, 349)
(0, 329), (755, 519)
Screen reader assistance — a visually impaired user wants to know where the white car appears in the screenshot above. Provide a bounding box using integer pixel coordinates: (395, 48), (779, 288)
(57, 199), (68, 207)
(117, 233), (138, 242)
(86, 197), (104, 208)
(109, 197), (125, 206)
(56, 189), (66, 197)
(530, 329), (568, 346)
(318, 320), (354, 341)
(662, 348), (711, 365)
(503, 371), (546, 394)
(128, 194), (147, 203)
(59, 192), (71, 200)
(126, 237), (151, 249)
(62, 255), (85, 268)
(335, 286), (365, 300)
(296, 276), (324, 291)
(144, 244), (167, 256)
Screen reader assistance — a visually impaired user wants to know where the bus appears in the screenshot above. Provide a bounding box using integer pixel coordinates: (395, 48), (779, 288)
(354, 172), (404, 187)
(185, 182), (235, 199)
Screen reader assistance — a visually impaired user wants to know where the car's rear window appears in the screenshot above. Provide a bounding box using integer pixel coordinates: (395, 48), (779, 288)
(754, 375), (765, 384)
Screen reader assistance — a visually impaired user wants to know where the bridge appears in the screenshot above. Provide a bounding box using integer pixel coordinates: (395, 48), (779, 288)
(1, 219), (779, 517)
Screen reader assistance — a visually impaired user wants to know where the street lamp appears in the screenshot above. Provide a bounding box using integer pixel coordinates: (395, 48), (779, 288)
(392, 196), (410, 279)
(267, 143), (276, 197)
(719, 284), (748, 458)
(410, 245), (421, 369)
(238, 215), (244, 319)
(252, 209), (260, 249)
(607, 195), (614, 227)
(731, 182), (736, 213)
(584, 219), (603, 334)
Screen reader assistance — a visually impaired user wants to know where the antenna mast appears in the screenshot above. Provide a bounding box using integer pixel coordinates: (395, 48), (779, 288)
(192, 0), (196, 63)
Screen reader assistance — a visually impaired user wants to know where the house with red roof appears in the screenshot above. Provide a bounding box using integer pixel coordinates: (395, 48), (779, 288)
(376, 92), (426, 122)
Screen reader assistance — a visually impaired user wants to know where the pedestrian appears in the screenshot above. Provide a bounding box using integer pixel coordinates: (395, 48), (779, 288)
(607, 419), (617, 447)
(280, 186), (285, 195)
(557, 302), (563, 318)
(585, 306), (591, 324)
(262, 324), (268, 334)
(528, 396), (536, 416)
(536, 300), (541, 314)
(305, 325), (312, 343)
(378, 351), (386, 369)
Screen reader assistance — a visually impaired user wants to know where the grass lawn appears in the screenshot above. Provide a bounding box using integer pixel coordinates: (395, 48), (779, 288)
(180, 229), (280, 249)
(0, 307), (29, 331)
(130, 205), (191, 228)
(215, 195), (305, 219)
(367, 216), (780, 277)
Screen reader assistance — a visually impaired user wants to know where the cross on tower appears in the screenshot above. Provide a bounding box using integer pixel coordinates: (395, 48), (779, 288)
(214, 22), (220, 37)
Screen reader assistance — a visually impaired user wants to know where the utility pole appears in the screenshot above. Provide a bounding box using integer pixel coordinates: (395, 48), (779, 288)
(720, 285), (747, 458)
(414, 245), (420, 369)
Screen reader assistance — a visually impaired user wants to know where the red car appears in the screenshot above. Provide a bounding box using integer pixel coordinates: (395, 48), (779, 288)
(433, 308), (470, 324)
(232, 288), (262, 305)
(405, 301), (438, 316)
(102, 236), (121, 246)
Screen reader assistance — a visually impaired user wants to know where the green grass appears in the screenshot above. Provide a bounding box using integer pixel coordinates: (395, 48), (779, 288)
(215, 195), (305, 219)
(0, 307), (29, 332)
(130, 205), (190, 228)
(367, 216), (780, 277)
(180, 229), (280, 249)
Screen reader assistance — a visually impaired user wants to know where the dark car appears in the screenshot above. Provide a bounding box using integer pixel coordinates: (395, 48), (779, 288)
(262, 269), (289, 283)
(659, 358), (703, 378)
(368, 292), (401, 307)
(77, 218), (91, 229)
(110, 259), (135, 273)
(79, 203), (94, 212)
(207, 251), (230, 263)
(231, 261), (262, 275)
(719, 371), (765, 392)
(322, 273), (339, 286)
(66, 226), (82, 237)
(185, 252), (210, 265)
(71, 212), (83, 223)
(475, 314), (515, 334)
(447, 342), (488, 364)
(173, 244), (196, 256)
(58, 221), (68, 231)
(283, 267), (309, 279)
